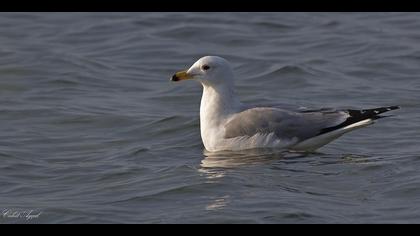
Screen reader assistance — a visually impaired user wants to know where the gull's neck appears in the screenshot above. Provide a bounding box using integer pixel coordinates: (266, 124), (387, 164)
(199, 83), (242, 151)
(200, 83), (242, 124)
(199, 83), (240, 151)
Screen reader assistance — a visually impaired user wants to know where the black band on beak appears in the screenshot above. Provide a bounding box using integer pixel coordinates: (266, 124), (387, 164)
(170, 70), (190, 82)
(170, 74), (179, 81)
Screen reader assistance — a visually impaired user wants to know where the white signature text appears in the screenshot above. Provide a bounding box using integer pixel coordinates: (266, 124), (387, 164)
(1, 209), (42, 220)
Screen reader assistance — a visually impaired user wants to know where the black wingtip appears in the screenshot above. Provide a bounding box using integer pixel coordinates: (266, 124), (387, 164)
(358, 105), (400, 116)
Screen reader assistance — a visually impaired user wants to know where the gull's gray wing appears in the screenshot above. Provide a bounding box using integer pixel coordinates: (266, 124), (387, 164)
(224, 107), (347, 141)
(224, 106), (399, 142)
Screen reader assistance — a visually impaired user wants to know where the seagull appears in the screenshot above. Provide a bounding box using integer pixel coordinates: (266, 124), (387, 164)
(170, 56), (399, 152)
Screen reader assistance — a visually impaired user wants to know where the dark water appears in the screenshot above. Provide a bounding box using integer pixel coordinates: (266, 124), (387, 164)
(0, 12), (419, 224)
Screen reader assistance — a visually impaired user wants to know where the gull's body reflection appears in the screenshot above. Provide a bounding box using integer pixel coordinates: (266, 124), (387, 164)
(205, 195), (231, 211)
(198, 149), (309, 211)
(200, 149), (308, 169)
(197, 147), (381, 213)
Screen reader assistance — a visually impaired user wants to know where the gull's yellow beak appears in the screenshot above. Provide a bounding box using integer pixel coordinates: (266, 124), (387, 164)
(170, 70), (193, 82)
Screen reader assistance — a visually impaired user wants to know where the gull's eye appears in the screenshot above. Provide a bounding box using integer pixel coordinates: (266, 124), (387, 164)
(201, 64), (210, 71)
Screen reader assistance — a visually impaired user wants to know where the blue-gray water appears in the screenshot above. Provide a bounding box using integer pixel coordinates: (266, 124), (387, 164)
(0, 12), (419, 224)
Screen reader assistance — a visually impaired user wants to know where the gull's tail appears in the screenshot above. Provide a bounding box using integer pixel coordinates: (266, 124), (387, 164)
(319, 105), (400, 135)
(292, 105), (400, 151)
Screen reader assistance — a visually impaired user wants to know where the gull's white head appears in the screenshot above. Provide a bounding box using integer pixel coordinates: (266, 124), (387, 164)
(171, 56), (234, 88)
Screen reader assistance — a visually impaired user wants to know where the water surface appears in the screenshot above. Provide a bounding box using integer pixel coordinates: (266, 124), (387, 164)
(0, 12), (419, 223)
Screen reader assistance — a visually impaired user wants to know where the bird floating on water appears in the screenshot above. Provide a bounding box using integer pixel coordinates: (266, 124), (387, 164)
(171, 56), (399, 152)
